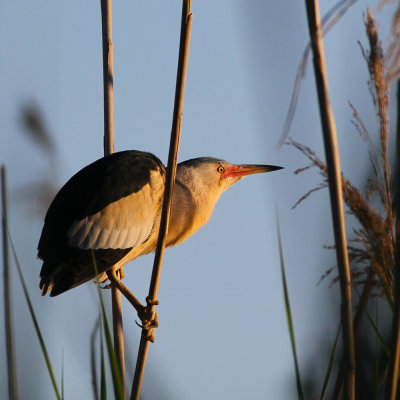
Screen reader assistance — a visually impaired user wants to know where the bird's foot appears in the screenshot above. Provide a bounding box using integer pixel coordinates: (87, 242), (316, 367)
(105, 269), (160, 341)
(135, 297), (160, 342)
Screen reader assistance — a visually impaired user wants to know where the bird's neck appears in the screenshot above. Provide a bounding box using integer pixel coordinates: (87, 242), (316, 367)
(166, 175), (220, 247)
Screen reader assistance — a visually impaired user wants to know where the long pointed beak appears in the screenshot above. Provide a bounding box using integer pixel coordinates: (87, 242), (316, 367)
(221, 164), (283, 178)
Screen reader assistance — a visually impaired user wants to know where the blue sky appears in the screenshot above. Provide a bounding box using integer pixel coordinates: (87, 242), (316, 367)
(0, 1), (397, 399)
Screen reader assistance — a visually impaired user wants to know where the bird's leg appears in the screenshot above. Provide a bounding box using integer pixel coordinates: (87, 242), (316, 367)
(116, 267), (125, 280)
(101, 267), (125, 290)
(106, 269), (159, 332)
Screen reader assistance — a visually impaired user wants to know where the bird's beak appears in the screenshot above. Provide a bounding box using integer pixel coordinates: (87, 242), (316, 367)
(221, 164), (283, 178)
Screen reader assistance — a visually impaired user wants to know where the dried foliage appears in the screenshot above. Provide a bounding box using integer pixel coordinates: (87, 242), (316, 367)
(290, 138), (394, 300)
(290, 11), (397, 303)
(381, 1), (400, 83)
(278, 0), (358, 149)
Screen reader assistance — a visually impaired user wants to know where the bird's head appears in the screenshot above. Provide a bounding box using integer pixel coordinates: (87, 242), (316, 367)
(177, 157), (282, 204)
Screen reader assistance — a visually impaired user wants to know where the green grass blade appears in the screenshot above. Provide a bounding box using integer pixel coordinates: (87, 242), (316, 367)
(91, 251), (124, 400)
(373, 307), (379, 400)
(366, 308), (400, 387)
(99, 292), (124, 400)
(2, 165), (19, 400)
(100, 319), (107, 400)
(8, 237), (62, 400)
(5, 198), (61, 400)
(366, 310), (389, 357)
(320, 322), (341, 400)
(91, 317), (101, 400)
(61, 346), (65, 400)
(276, 210), (305, 400)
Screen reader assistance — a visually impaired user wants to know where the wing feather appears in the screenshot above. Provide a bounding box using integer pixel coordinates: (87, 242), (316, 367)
(65, 174), (162, 250)
(38, 150), (165, 295)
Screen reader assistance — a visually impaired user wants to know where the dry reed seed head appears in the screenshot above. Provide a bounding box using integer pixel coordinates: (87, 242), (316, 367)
(385, 3), (400, 82)
(289, 10), (396, 304)
(364, 9), (393, 240)
(349, 102), (385, 189)
(364, 9), (390, 161)
(365, 9), (388, 99)
(289, 136), (394, 297)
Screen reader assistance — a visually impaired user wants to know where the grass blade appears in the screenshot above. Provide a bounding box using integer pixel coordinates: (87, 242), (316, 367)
(320, 322), (341, 400)
(91, 318), (101, 400)
(7, 224), (61, 399)
(91, 252), (124, 400)
(3, 166), (60, 400)
(366, 310), (389, 358)
(100, 321), (107, 400)
(61, 346), (65, 400)
(100, 300), (123, 399)
(373, 307), (379, 400)
(2, 165), (19, 400)
(276, 210), (304, 400)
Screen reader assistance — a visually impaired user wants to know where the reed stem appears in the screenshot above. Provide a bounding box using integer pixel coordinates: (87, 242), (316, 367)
(100, 0), (125, 396)
(2, 166), (19, 400)
(385, 79), (400, 400)
(130, 1), (192, 399)
(304, 1), (355, 398)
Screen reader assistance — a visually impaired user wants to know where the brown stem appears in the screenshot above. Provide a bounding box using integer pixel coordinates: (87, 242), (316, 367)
(101, 0), (114, 155)
(130, 1), (192, 399)
(332, 269), (376, 399)
(100, 0), (124, 396)
(304, 1), (355, 399)
(385, 77), (400, 400)
(2, 166), (19, 400)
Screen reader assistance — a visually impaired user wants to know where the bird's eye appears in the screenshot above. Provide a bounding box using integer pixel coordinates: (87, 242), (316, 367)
(217, 166), (225, 174)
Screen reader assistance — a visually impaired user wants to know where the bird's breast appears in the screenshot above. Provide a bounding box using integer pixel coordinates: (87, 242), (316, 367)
(165, 180), (214, 247)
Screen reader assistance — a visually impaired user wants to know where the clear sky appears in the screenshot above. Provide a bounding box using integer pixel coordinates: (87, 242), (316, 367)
(0, 1), (397, 399)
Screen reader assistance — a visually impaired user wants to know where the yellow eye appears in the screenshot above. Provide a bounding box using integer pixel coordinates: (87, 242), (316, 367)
(217, 165), (225, 174)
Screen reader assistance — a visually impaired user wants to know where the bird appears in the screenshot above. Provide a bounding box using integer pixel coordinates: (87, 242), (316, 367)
(38, 150), (281, 313)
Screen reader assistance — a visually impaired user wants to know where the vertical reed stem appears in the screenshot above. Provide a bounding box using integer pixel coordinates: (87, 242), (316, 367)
(304, 1), (355, 399)
(2, 166), (19, 400)
(130, 1), (192, 399)
(100, 0), (125, 396)
(101, 0), (114, 155)
(385, 80), (400, 400)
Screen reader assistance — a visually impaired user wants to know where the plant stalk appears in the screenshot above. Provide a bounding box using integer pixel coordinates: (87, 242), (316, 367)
(2, 166), (19, 400)
(332, 269), (376, 399)
(101, 0), (114, 155)
(304, 1), (355, 399)
(385, 78), (400, 400)
(100, 0), (125, 396)
(130, 1), (192, 399)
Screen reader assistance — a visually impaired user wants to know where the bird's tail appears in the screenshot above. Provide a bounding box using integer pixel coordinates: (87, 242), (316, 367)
(39, 275), (54, 296)
(40, 259), (101, 296)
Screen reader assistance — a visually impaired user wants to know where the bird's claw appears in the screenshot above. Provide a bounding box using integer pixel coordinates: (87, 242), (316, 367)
(135, 311), (158, 328)
(135, 310), (158, 343)
(134, 298), (160, 342)
(135, 307), (159, 328)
